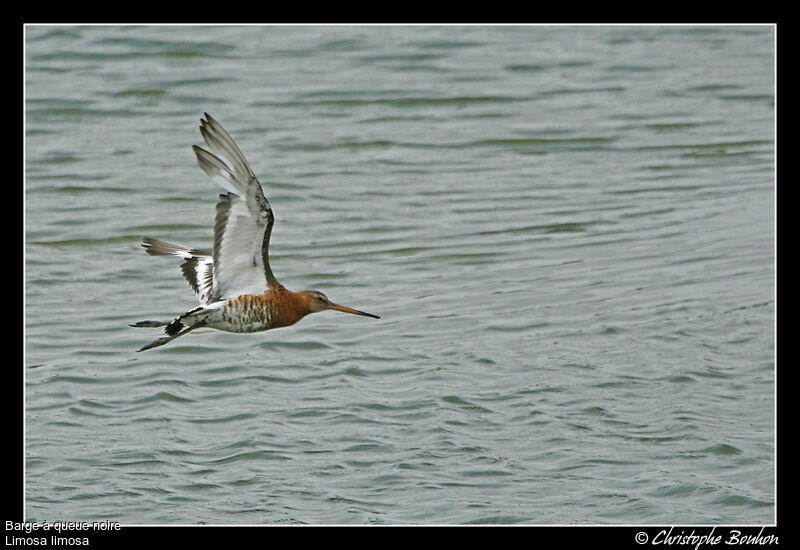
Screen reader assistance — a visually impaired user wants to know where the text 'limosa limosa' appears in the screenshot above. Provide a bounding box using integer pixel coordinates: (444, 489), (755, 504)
(132, 113), (379, 352)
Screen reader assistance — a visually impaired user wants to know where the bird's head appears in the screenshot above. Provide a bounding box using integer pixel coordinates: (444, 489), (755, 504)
(300, 290), (380, 319)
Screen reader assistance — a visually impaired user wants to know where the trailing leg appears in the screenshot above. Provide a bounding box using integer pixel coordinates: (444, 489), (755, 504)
(137, 322), (206, 352)
(130, 320), (169, 328)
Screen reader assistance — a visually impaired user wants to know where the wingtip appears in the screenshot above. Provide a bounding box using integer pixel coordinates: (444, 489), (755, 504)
(140, 237), (165, 256)
(141, 238), (154, 254)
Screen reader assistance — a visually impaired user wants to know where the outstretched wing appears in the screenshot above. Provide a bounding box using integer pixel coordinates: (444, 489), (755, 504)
(192, 113), (279, 302)
(141, 237), (215, 305)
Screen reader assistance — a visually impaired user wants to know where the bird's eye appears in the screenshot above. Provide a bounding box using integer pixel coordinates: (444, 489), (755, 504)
(317, 296), (325, 301)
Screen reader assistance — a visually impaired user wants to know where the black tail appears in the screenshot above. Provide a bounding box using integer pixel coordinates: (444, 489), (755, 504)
(165, 319), (184, 335)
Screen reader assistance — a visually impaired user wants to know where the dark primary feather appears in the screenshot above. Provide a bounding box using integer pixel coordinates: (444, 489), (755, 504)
(142, 237), (211, 258)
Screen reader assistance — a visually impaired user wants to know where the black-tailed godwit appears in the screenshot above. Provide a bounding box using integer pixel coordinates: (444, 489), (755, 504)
(132, 113), (379, 352)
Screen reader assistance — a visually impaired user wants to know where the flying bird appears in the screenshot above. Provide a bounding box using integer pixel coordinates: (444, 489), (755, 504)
(132, 113), (379, 352)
